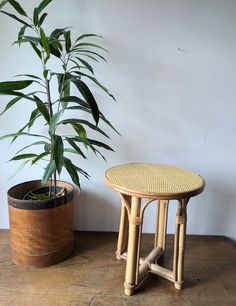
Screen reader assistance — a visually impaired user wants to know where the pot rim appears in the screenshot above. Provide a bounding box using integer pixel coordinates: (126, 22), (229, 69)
(8, 180), (75, 210)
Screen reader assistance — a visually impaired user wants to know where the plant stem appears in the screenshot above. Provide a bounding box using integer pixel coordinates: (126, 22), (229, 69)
(57, 55), (70, 112)
(45, 79), (53, 117)
(45, 79), (57, 197)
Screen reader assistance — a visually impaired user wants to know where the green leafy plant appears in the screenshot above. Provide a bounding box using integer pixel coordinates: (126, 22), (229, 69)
(0, 0), (117, 197)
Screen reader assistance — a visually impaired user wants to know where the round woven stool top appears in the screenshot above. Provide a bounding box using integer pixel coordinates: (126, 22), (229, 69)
(105, 163), (205, 199)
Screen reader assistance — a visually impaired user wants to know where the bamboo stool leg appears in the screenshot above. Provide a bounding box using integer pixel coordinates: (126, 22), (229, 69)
(154, 200), (169, 251)
(124, 196), (142, 296)
(173, 199), (188, 290)
(116, 195), (129, 260)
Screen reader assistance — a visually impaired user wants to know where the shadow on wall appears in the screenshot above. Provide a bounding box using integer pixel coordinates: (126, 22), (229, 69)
(189, 171), (236, 239)
(73, 189), (120, 232)
(207, 182), (236, 236)
(70, 165), (236, 240)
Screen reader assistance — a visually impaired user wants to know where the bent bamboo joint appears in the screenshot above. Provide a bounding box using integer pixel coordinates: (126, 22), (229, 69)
(176, 215), (186, 224)
(119, 246), (180, 286)
(129, 215), (142, 225)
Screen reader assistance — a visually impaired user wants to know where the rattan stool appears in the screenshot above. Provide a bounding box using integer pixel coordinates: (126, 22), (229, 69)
(105, 163), (205, 296)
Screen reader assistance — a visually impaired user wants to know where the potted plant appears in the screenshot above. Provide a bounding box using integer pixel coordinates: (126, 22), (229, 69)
(0, 0), (116, 267)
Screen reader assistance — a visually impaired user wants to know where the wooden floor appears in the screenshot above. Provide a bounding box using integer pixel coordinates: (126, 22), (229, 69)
(0, 231), (235, 306)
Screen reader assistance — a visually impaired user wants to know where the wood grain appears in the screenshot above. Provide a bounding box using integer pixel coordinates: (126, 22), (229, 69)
(0, 231), (235, 306)
(8, 180), (75, 267)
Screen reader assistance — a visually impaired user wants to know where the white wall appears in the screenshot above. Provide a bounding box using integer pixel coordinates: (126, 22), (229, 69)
(0, 0), (236, 240)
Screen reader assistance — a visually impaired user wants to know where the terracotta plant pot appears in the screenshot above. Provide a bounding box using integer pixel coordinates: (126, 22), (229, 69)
(8, 180), (75, 268)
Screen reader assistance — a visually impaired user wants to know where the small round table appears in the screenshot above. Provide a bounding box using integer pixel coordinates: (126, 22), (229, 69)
(105, 163), (205, 296)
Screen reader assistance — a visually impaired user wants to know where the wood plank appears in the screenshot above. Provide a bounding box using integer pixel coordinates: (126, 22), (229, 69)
(0, 231), (235, 306)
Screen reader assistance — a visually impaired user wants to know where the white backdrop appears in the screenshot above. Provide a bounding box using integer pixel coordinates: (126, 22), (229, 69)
(0, 0), (235, 240)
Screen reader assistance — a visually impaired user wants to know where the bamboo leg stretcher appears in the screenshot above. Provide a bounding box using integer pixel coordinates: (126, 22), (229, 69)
(105, 163), (205, 296)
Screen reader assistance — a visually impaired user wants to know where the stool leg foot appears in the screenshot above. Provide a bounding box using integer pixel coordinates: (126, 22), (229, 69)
(116, 253), (123, 260)
(124, 196), (142, 295)
(124, 286), (134, 296)
(173, 199), (188, 289)
(174, 282), (183, 290)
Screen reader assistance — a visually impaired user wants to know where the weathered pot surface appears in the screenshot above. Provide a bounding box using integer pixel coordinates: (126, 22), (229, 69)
(8, 180), (75, 268)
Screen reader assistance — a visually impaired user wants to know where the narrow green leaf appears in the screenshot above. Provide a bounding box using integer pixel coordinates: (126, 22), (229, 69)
(38, 12), (47, 27)
(64, 158), (80, 188)
(49, 43), (61, 58)
(66, 138), (86, 158)
(75, 57), (94, 74)
(72, 123), (87, 139)
(32, 151), (49, 164)
(49, 110), (63, 134)
(99, 111), (120, 135)
(8, 159), (30, 180)
(0, 96), (21, 116)
(60, 120), (87, 138)
(64, 30), (71, 52)
(43, 69), (48, 79)
(39, 27), (50, 63)
(64, 148), (78, 154)
(75, 42), (108, 53)
(94, 148), (107, 161)
(0, 90), (35, 102)
(66, 105), (120, 135)
(76, 50), (107, 62)
(0, 80), (33, 91)
(0, 132), (49, 141)
(71, 136), (92, 151)
(14, 36), (41, 45)
(75, 166), (90, 179)
(42, 160), (56, 184)
(33, 7), (38, 25)
(66, 105), (90, 112)
(16, 141), (48, 155)
(52, 38), (62, 51)
(37, 0), (53, 15)
(8, 0), (27, 16)
(71, 79), (99, 125)
(49, 27), (67, 40)
(85, 139), (114, 151)
(54, 135), (64, 174)
(56, 73), (71, 96)
(60, 118), (109, 138)
(60, 95), (88, 108)
(30, 42), (42, 59)
(23, 36), (41, 44)
(76, 33), (103, 41)
(72, 137), (112, 154)
(10, 153), (37, 161)
(0, 10), (32, 27)
(12, 123), (29, 143)
(17, 25), (27, 46)
(69, 59), (81, 71)
(79, 53), (99, 63)
(28, 108), (40, 130)
(74, 71), (116, 101)
(0, 1), (8, 10)
(15, 74), (42, 81)
(62, 81), (70, 100)
(33, 95), (50, 123)
(44, 143), (51, 152)
(11, 109), (41, 142)
(57, 73), (63, 93)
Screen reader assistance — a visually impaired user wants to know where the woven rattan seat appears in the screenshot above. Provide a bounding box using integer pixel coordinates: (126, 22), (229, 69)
(105, 163), (205, 296)
(105, 163), (204, 199)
